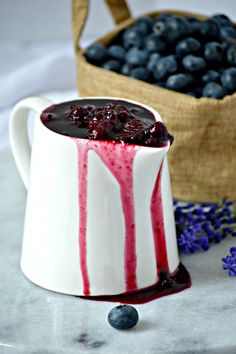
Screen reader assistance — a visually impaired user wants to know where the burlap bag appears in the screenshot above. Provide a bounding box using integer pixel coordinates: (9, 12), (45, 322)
(72, 0), (236, 202)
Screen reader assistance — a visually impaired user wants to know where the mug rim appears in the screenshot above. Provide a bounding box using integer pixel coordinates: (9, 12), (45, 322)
(38, 96), (170, 150)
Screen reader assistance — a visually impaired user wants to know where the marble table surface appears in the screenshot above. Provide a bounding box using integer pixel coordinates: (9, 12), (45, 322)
(1, 149), (236, 354)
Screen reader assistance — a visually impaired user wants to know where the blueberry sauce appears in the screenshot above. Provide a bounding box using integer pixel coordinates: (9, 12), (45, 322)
(40, 99), (173, 147)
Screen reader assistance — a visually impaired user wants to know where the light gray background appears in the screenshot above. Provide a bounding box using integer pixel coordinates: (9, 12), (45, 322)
(1, 0), (236, 41)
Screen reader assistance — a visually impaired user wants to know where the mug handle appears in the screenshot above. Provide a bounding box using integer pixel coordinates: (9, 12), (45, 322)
(9, 97), (53, 189)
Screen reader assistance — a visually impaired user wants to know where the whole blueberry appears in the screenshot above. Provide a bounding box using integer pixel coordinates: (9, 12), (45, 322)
(86, 43), (107, 63)
(212, 14), (232, 27)
(147, 53), (161, 72)
(221, 67), (236, 91)
(176, 37), (201, 57)
(107, 305), (139, 330)
(166, 73), (194, 91)
(134, 16), (153, 35)
(220, 27), (236, 41)
(182, 55), (206, 72)
(152, 18), (169, 38)
(203, 82), (226, 99)
(198, 19), (221, 41)
(102, 60), (121, 72)
(227, 46), (236, 65)
(204, 42), (223, 63)
(125, 47), (149, 66)
(145, 33), (166, 53)
(107, 45), (126, 61)
(121, 63), (133, 76)
(130, 67), (150, 81)
(165, 15), (190, 41)
(202, 70), (220, 83)
(123, 28), (143, 48)
(153, 55), (178, 80)
(188, 18), (202, 37)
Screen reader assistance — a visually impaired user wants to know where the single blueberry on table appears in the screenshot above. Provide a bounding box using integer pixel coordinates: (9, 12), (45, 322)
(220, 26), (236, 41)
(227, 46), (236, 65)
(182, 55), (206, 72)
(147, 53), (161, 72)
(176, 37), (201, 57)
(107, 45), (126, 61)
(144, 33), (166, 53)
(221, 67), (236, 91)
(153, 55), (178, 80)
(108, 305), (139, 330)
(166, 73), (194, 91)
(202, 70), (220, 84)
(102, 60), (121, 72)
(123, 28), (143, 48)
(130, 67), (150, 81)
(125, 47), (149, 66)
(204, 42), (223, 63)
(86, 43), (107, 63)
(203, 82), (226, 99)
(212, 14), (232, 27)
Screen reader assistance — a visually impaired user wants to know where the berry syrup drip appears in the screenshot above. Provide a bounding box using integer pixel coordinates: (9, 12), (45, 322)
(151, 163), (169, 275)
(72, 139), (140, 294)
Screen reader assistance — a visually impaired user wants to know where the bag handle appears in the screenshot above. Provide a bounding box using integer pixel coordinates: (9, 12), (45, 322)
(72, 0), (131, 53)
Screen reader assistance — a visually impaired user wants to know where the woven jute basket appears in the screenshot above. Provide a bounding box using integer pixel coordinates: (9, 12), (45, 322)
(72, 0), (236, 203)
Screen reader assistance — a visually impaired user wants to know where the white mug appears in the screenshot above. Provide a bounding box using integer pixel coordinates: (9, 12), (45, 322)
(10, 96), (179, 296)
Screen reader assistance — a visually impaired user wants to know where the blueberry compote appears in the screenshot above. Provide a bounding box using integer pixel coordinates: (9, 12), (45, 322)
(41, 99), (173, 147)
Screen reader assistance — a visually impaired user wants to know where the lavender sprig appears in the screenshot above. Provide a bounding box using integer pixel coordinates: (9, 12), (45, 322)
(222, 247), (236, 276)
(174, 200), (236, 255)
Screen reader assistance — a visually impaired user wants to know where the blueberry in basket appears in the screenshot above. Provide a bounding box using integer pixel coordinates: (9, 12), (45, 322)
(85, 13), (236, 99)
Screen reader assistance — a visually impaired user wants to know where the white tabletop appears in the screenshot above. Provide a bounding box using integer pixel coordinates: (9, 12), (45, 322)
(1, 150), (236, 354)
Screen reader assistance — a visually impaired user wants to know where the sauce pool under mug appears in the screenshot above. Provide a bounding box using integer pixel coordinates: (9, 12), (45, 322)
(9, 96), (190, 303)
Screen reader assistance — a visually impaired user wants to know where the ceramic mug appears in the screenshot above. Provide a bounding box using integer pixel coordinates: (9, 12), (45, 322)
(9, 96), (179, 296)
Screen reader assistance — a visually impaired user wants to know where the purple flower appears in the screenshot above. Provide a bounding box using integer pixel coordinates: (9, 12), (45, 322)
(174, 199), (236, 255)
(222, 247), (236, 276)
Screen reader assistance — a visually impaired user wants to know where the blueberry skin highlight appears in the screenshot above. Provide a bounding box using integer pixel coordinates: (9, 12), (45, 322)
(125, 47), (149, 66)
(107, 305), (139, 330)
(153, 55), (178, 80)
(221, 67), (236, 91)
(182, 55), (206, 73)
(203, 82), (226, 99)
(107, 45), (126, 61)
(204, 42), (223, 63)
(176, 37), (201, 57)
(86, 43), (107, 63)
(102, 60), (121, 72)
